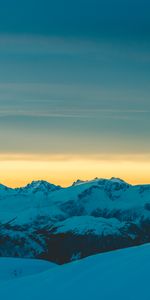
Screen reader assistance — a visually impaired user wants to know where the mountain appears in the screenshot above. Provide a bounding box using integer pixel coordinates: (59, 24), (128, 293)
(0, 183), (14, 198)
(16, 180), (61, 195)
(72, 179), (87, 186)
(0, 243), (150, 300)
(1, 177), (150, 263)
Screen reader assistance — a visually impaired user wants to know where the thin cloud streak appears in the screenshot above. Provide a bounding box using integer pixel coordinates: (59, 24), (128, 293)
(0, 108), (149, 119)
(0, 152), (150, 162)
(0, 34), (150, 62)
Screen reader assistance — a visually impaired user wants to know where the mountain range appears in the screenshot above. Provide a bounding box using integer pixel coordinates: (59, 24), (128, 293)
(0, 177), (150, 263)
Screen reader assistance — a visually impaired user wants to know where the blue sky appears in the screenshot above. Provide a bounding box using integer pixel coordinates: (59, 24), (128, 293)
(0, 0), (150, 186)
(0, 0), (150, 37)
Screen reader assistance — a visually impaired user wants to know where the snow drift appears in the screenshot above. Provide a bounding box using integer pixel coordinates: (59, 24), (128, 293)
(0, 244), (150, 300)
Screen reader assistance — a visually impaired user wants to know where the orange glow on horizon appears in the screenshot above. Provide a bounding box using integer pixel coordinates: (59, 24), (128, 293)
(0, 153), (150, 188)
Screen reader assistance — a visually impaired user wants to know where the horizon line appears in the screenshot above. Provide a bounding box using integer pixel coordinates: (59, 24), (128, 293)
(1, 177), (150, 190)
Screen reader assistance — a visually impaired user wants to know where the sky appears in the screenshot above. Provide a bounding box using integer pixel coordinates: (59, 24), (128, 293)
(0, 0), (150, 187)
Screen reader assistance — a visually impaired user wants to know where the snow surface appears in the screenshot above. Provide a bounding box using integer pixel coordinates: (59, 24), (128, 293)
(0, 258), (55, 282)
(54, 215), (124, 236)
(0, 244), (150, 300)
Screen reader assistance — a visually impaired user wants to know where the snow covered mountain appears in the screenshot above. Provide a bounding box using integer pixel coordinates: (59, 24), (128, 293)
(0, 177), (150, 263)
(0, 243), (150, 300)
(16, 180), (61, 195)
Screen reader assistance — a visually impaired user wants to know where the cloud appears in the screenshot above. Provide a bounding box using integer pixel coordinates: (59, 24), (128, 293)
(0, 33), (149, 62)
(0, 34), (102, 55)
(0, 152), (150, 162)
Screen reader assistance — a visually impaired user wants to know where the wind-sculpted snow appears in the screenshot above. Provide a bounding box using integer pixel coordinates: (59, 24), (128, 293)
(0, 258), (55, 281)
(1, 178), (150, 263)
(0, 244), (150, 300)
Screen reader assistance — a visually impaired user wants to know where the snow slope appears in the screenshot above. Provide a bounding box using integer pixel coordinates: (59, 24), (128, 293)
(0, 258), (55, 282)
(54, 215), (124, 236)
(0, 244), (150, 300)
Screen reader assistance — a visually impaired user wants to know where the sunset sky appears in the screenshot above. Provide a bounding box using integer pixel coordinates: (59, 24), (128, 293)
(0, 0), (150, 187)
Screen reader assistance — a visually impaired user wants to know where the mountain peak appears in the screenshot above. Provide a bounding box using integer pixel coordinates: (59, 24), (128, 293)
(16, 180), (61, 194)
(72, 179), (86, 186)
(110, 177), (129, 184)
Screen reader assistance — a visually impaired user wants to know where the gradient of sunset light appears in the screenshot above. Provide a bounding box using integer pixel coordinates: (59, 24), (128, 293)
(1, 153), (150, 187)
(0, 0), (150, 188)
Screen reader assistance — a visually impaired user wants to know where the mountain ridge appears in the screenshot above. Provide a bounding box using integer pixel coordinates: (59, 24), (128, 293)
(1, 176), (150, 192)
(0, 177), (135, 189)
(0, 177), (150, 263)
